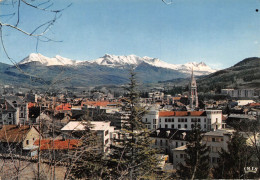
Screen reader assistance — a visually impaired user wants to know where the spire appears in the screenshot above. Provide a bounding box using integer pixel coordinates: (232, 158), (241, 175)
(190, 67), (197, 87)
(189, 66), (198, 110)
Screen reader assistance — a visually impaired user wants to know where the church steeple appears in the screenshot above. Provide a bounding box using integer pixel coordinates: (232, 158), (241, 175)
(189, 67), (198, 110)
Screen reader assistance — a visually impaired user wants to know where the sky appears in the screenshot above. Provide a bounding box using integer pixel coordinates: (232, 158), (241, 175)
(0, 0), (260, 69)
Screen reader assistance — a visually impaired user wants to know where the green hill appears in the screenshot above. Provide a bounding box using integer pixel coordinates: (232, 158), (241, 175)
(197, 57), (260, 92)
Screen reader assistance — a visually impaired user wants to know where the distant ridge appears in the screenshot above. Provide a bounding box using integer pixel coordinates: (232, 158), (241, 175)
(197, 57), (260, 91)
(19, 53), (216, 76)
(1, 53), (218, 87)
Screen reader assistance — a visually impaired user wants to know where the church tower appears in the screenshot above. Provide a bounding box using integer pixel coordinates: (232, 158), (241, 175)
(189, 67), (198, 110)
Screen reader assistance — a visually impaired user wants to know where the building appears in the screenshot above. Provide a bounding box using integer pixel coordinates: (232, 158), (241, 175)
(0, 125), (40, 155)
(142, 110), (223, 131)
(202, 129), (233, 166)
(61, 121), (115, 153)
(189, 68), (198, 110)
(0, 98), (29, 125)
(221, 89), (255, 98)
(150, 128), (191, 162)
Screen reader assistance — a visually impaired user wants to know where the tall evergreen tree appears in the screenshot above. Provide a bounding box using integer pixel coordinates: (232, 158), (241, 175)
(213, 131), (254, 179)
(177, 124), (210, 179)
(65, 115), (108, 179)
(105, 69), (161, 179)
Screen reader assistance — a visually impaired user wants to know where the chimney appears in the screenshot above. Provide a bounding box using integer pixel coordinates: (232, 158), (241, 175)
(182, 132), (186, 140)
(166, 130), (170, 137)
(156, 130), (160, 136)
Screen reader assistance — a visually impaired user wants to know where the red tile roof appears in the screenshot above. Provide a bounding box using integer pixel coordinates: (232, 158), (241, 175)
(81, 101), (121, 107)
(247, 103), (260, 107)
(159, 111), (176, 117)
(55, 103), (72, 111)
(0, 125), (34, 143)
(159, 111), (205, 117)
(173, 97), (181, 101)
(34, 139), (81, 150)
(28, 102), (36, 108)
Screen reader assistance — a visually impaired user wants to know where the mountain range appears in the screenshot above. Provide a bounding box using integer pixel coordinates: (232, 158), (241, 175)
(0, 53), (216, 87)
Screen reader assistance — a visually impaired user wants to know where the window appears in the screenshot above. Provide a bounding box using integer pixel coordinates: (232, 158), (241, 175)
(105, 130), (109, 136)
(184, 124), (187, 128)
(178, 124), (181, 128)
(180, 154), (184, 158)
(165, 124), (168, 128)
(155, 139), (157, 145)
(181, 142), (184, 146)
(20, 107), (23, 111)
(198, 118), (201, 122)
(20, 113), (24, 118)
(145, 118), (148, 122)
(105, 139), (109, 145)
(8, 113), (12, 118)
(165, 118), (168, 122)
(160, 140), (163, 146)
(212, 138), (216, 142)
(159, 118), (161, 122)
(204, 118), (206, 122)
(176, 142), (178, 147)
(204, 124), (206, 129)
(171, 124), (174, 129)
(185, 118), (187, 122)
(26, 140), (29, 145)
(166, 140), (168, 146)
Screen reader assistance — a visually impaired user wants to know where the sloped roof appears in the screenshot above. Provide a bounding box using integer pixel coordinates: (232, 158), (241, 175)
(81, 101), (121, 107)
(55, 103), (71, 111)
(150, 128), (192, 140)
(0, 125), (34, 143)
(34, 139), (80, 150)
(159, 111), (206, 117)
(247, 103), (260, 107)
(28, 102), (36, 108)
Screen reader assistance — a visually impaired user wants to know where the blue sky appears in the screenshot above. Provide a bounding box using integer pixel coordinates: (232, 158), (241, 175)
(0, 0), (260, 69)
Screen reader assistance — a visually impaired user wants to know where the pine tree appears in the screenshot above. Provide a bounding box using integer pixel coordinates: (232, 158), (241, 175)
(213, 131), (254, 179)
(105, 69), (162, 179)
(177, 124), (210, 179)
(65, 116), (108, 179)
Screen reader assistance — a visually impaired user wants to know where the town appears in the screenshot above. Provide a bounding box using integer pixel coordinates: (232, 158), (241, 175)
(0, 68), (259, 179)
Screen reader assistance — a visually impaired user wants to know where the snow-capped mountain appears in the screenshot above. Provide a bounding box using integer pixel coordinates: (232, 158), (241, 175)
(19, 53), (79, 66)
(19, 53), (216, 76)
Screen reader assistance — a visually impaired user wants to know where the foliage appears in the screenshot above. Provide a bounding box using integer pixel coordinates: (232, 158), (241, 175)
(213, 131), (255, 179)
(105, 69), (162, 179)
(65, 117), (108, 179)
(177, 124), (210, 179)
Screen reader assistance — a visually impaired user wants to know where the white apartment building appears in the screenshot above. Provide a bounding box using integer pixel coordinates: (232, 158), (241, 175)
(61, 121), (115, 153)
(142, 110), (223, 131)
(221, 89), (255, 98)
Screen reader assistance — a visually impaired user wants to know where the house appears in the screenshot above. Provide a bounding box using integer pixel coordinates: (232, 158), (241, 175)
(61, 121), (115, 153)
(0, 97), (29, 125)
(202, 129), (234, 166)
(150, 128), (191, 162)
(172, 145), (187, 167)
(0, 125), (40, 156)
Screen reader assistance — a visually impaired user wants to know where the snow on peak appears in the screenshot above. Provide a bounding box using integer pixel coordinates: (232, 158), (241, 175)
(18, 53), (216, 75)
(19, 53), (78, 66)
